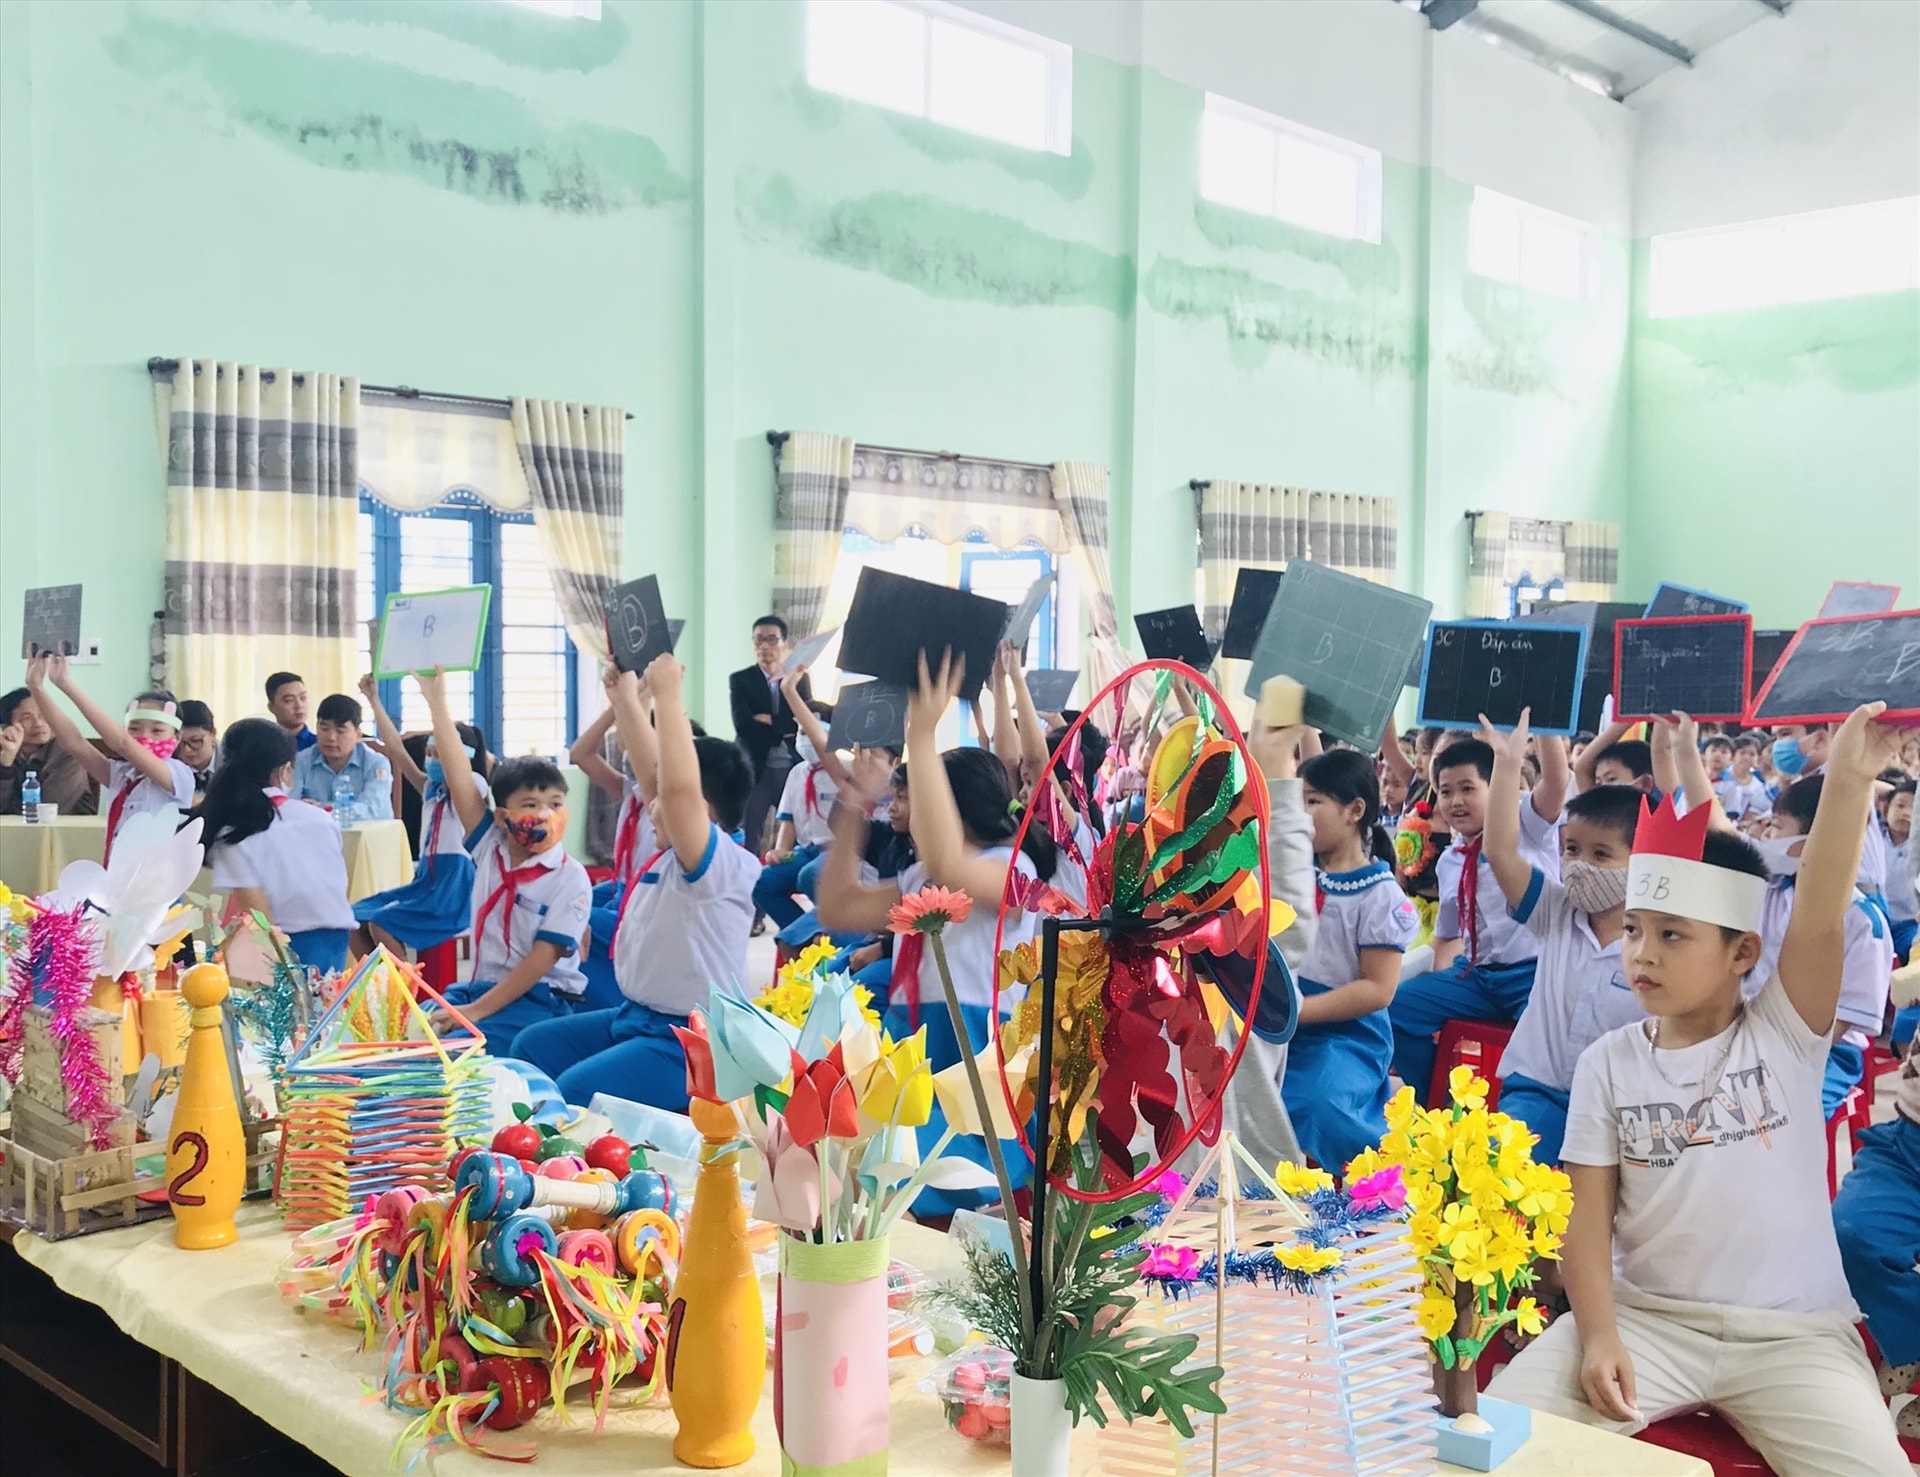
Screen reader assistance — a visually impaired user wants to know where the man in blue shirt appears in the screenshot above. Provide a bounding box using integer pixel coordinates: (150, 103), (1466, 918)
(266, 671), (317, 752)
(291, 693), (394, 818)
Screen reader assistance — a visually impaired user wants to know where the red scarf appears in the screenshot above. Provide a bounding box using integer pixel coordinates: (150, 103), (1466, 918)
(422, 795), (447, 872)
(473, 850), (551, 959)
(890, 933), (925, 1030)
(1458, 834), (1484, 965)
(802, 765), (821, 825)
(612, 847), (671, 951)
(103, 774), (145, 868)
(612, 795), (644, 882)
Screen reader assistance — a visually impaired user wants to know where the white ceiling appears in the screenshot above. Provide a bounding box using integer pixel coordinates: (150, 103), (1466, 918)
(1420, 0), (1787, 99)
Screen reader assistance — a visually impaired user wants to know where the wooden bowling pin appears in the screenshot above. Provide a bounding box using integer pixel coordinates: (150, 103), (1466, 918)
(166, 963), (244, 1250)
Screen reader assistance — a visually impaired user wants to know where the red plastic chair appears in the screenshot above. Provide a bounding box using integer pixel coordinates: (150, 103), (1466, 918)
(419, 939), (460, 992)
(1429, 1019), (1515, 1109)
(1827, 1092), (1861, 1200)
(1637, 1411), (1776, 1475)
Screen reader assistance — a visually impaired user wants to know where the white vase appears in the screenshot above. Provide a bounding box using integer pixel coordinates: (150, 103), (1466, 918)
(1010, 1373), (1074, 1477)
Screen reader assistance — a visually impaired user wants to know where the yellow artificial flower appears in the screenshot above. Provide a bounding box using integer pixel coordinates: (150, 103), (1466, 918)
(1384, 1086), (1418, 1136)
(859, 1029), (934, 1128)
(1451, 1229), (1499, 1287)
(1447, 1066), (1489, 1112)
(1417, 1291), (1459, 1341)
(1275, 1161), (1336, 1197)
(1277, 1243), (1344, 1274)
(1344, 1146), (1386, 1182)
(1510, 1297), (1546, 1337)
(786, 938), (839, 982)
(1408, 1211), (1443, 1258)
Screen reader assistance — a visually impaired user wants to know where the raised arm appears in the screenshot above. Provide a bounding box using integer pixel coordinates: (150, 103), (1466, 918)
(1478, 710), (1540, 909)
(815, 748), (903, 934)
(1777, 703), (1897, 1033)
(1248, 722), (1319, 971)
(1575, 719), (1632, 794)
(360, 674), (426, 793)
(1005, 642), (1050, 777)
(416, 669), (490, 837)
(1380, 734), (1415, 790)
(986, 652), (1021, 786)
(1531, 733), (1570, 824)
(644, 654), (710, 874)
(27, 656), (113, 788)
(779, 667), (851, 788)
(569, 669), (627, 798)
(907, 650), (1017, 905)
(1665, 712), (1732, 833)
(1649, 719), (1681, 802)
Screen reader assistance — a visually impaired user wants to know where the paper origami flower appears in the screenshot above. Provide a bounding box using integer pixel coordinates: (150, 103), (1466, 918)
(858, 1028), (933, 1129)
(754, 1111), (833, 1234)
(888, 885), (971, 936)
(673, 990), (798, 1104)
(46, 812), (206, 977)
(795, 969), (862, 1063)
(785, 1044), (860, 1149)
(932, 1038), (1033, 1140)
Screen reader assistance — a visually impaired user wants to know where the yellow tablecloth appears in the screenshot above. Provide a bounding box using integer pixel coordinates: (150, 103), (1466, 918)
(0, 815), (413, 905)
(13, 1207), (1707, 1477)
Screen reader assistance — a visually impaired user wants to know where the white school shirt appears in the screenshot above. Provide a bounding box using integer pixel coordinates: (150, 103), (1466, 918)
(1049, 814), (1100, 911)
(1433, 798), (1561, 964)
(105, 756), (195, 834)
(207, 791), (354, 934)
(465, 820), (592, 998)
(421, 774), (492, 859)
(614, 823), (762, 1017)
(775, 762), (838, 850)
(1713, 774), (1772, 821)
(1748, 879), (1893, 1049)
(1297, 863), (1418, 989)
(1499, 867), (1636, 1092)
(1562, 976), (1856, 1316)
(1887, 836), (1916, 925)
(899, 847), (1037, 1011)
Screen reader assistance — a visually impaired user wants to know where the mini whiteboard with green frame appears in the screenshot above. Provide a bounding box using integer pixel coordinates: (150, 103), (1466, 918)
(373, 585), (492, 679)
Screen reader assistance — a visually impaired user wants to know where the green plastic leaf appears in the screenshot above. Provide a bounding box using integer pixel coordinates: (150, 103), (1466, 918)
(511, 1102), (533, 1123)
(1145, 765), (1238, 875)
(1435, 1333), (1457, 1367)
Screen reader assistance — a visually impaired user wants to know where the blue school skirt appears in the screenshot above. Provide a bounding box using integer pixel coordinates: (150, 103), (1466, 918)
(286, 929), (350, 975)
(880, 1000), (1030, 1220)
(1281, 978), (1394, 1175)
(351, 851), (475, 951)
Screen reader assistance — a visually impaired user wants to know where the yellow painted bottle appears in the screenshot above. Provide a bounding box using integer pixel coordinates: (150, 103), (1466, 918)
(666, 1097), (763, 1468)
(165, 964), (243, 1250)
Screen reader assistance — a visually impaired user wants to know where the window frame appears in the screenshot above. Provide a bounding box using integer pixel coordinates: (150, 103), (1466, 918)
(1467, 186), (1600, 301)
(804, 0), (1074, 157)
(1648, 196), (1920, 319)
(1199, 92), (1384, 245)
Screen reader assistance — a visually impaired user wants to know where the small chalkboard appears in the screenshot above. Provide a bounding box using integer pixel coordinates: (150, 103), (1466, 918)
(605, 576), (672, 675)
(1749, 629), (1792, 707)
(782, 626), (839, 676)
(21, 585), (82, 658)
(1528, 600), (1646, 733)
(667, 618), (685, 653)
(1418, 621), (1589, 736)
(1221, 568), (1283, 662)
(1645, 582), (1747, 619)
(1134, 605), (1214, 670)
(1244, 560), (1433, 752)
(838, 568), (1008, 701)
(1818, 581), (1901, 620)
(1749, 609), (1920, 725)
(1613, 615), (1753, 722)
(1002, 571), (1055, 651)
(1025, 669), (1079, 713)
(826, 679), (909, 753)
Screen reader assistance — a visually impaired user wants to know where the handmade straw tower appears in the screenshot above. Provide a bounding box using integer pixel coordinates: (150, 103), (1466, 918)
(274, 949), (491, 1229)
(1101, 1135), (1439, 1477)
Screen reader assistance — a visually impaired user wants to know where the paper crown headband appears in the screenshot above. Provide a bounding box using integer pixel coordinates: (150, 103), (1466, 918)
(1627, 794), (1765, 933)
(126, 700), (182, 732)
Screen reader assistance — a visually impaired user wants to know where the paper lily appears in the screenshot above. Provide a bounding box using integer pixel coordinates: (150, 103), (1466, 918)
(672, 1011), (722, 1103)
(47, 813), (206, 977)
(859, 1028), (934, 1129)
(933, 1039), (1034, 1140)
(784, 1044), (860, 1149)
(857, 1122), (921, 1195)
(795, 969), (860, 1062)
(752, 1110), (833, 1233)
(838, 1013), (883, 1098)
(705, 989), (800, 1101)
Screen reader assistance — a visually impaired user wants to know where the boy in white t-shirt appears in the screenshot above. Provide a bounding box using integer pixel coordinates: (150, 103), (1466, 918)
(515, 656), (760, 1114)
(1489, 703), (1908, 1477)
(1714, 736), (1773, 822)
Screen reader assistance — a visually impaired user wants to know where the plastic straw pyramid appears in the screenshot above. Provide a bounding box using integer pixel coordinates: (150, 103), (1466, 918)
(274, 947), (492, 1230)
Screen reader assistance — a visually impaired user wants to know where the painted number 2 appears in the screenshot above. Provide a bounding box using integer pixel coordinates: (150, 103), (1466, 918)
(168, 1129), (209, 1207)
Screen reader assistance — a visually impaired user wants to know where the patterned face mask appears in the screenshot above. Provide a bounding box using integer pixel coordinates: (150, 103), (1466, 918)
(1561, 859), (1629, 914)
(501, 808), (567, 855)
(133, 735), (178, 761)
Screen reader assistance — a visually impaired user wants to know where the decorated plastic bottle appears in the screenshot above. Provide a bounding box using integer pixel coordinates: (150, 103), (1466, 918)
(165, 963), (244, 1249)
(666, 1097), (763, 1468)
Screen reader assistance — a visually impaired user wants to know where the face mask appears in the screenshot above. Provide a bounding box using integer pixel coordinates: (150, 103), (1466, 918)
(795, 736), (819, 767)
(424, 757), (446, 789)
(134, 735), (178, 761)
(501, 808), (567, 855)
(1753, 834), (1804, 879)
(1771, 736), (1808, 777)
(1562, 860), (1629, 915)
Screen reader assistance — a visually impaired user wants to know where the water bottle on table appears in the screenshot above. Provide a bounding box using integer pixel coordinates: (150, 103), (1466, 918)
(334, 775), (357, 829)
(22, 770), (40, 824)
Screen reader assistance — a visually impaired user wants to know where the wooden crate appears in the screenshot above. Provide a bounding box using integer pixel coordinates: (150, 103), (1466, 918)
(0, 1117), (279, 1241)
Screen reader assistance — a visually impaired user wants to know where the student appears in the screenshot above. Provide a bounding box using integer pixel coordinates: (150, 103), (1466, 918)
(1280, 748), (1419, 1171)
(1475, 710), (1642, 1165)
(514, 657), (758, 1105)
(414, 669), (593, 1059)
(0, 680), (98, 815)
(27, 654), (194, 865)
(194, 719), (355, 973)
(1002, 643), (1106, 911)
(175, 701), (218, 800)
(1702, 734), (1733, 787)
(1578, 721), (1656, 795)
(1883, 777), (1915, 963)
(570, 667), (657, 1009)
(290, 694), (394, 818)
(1388, 734), (1568, 1103)
(1488, 703), (1908, 1477)
(350, 675), (490, 959)
(752, 670), (840, 931)
(1831, 1030), (1920, 1440)
(266, 672), (316, 751)
(1714, 735), (1773, 822)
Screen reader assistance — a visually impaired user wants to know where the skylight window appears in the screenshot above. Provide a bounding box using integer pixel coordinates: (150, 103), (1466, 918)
(1468, 187), (1598, 300)
(1649, 197), (1920, 318)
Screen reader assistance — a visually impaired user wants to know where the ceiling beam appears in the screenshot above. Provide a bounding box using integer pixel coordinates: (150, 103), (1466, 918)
(1421, 0), (1479, 29)
(1549, 0), (1695, 67)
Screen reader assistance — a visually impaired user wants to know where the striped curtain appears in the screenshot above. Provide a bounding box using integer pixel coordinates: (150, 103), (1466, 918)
(1466, 512), (1620, 617)
(512, 399), (625, 660)
(160, 361), (359, 731)
(1563, 519), (1620, 603)
(772, 432), (854, 642)
(1195, 482), (1310, 642)
(1308, 492), (1400, 585)
(1051, 461), (1125, 692)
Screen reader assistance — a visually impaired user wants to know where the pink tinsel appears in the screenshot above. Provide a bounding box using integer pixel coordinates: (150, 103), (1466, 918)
(33, 908), (119, 1151)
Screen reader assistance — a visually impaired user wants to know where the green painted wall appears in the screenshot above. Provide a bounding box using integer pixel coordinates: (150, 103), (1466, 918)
(0, 0), (1635, 732)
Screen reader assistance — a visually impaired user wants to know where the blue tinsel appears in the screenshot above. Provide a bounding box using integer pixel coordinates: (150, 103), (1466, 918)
(1140, 1177), (1408, 1299)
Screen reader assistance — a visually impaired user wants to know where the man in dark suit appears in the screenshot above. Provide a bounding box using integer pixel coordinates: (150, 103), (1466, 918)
(730, 614), (812, 869)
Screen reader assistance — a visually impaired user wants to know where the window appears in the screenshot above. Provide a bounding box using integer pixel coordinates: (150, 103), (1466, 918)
(1200, 95), (1382, 244)
(1468, 187), (1597, 300)
(805, 0), (1072, 155)
(359, 491), (578, 761)
(1649, 197), (1920, 319)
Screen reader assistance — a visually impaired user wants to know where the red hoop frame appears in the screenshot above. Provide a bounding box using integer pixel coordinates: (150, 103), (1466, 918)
(989, 657), (1271, 1203)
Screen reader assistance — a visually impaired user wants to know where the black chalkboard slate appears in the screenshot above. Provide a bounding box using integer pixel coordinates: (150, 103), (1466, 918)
(1243, 560), (1433, 751)
(1221, 568), (1283, 661)
(1749, 629), (1792, 708)
(604, 576), (671, 674)
(1614, 615), (1753, 722)
(1418, 621), (1589, 736)
(1818, 581), (1900, 619)
(1527, 601), (1646, 733)
(838, 568), (1008, 701)
(826, 679), (909, 753)
(1749, 609), (1920, 724)
(1025, 669), (1079, 712)
(1645, 583), (1747, 619)
(1134, 605), (1214, 670)
(21, 585), (82, 658)
(667, 618), (685, 653)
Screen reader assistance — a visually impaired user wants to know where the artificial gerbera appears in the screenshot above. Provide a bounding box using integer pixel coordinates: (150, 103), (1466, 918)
(887, 885), (972, 935)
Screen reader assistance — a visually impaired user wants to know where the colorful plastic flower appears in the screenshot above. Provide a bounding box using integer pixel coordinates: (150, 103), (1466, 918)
(1447, 1065), (1489, 1112)
(887, 885), (972, 936)
(1510, 1297), (1546, 1338)
(1274, 1161), (1335, 1197)
(1142, 1244), (1201, 1280)
(859, 1028), (934, 1129)
(1346, 1165), (1407, 1212)
(1417, 1290), (1459, 1341)
(1150, 1169), (1187, 1200)
(1277, 1244), (1343, 1274)
(784, 1044), (860, 1149)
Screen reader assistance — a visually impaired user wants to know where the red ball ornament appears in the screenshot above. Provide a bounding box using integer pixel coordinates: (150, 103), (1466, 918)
(491, 1122), (542, 1160)
(583, 1134), (633, 1177)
